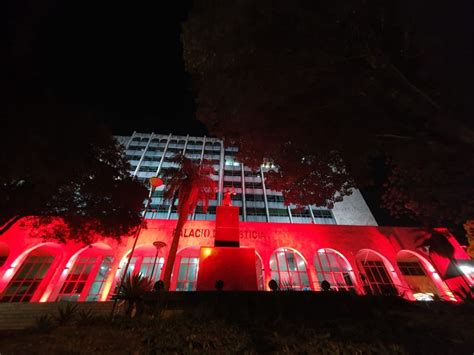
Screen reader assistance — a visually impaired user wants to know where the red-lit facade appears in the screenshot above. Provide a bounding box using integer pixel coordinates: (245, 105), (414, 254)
(0, 218), (472, 303)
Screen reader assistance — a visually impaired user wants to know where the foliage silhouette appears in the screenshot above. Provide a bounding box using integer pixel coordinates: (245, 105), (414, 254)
(1, 102), (148, 243)
(183, 0), (474, 226)
(160, 154), (217, 290)
(114, 273), (154, 317)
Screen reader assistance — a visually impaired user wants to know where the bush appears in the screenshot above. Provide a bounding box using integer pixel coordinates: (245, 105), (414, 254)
(55, 302), (79, 325)
(34, 314), (56, 333)
(114, 274), (153, 317)
(76, 309), (97, 326)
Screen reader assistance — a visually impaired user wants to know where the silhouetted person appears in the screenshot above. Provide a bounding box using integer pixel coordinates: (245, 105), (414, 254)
(321, 280), (331, 291)
(269, 279), (279, 291)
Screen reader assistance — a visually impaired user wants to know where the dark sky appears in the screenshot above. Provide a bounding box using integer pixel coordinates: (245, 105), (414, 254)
(2, 1), (472, 228)
(3, 1), (473, 135)
(2, 1), (206, 136)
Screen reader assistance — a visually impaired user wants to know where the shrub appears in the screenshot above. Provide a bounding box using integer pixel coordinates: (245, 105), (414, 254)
(76, 309), (97, 326)
(114, 274), (154, 317)
(55, 302), (79, 325)
(34, 314), (56, 333)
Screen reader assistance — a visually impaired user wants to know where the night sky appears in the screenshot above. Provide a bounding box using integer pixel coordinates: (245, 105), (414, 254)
(2, 1), (473, 227)
(3, 1), (472, 135)
(2, 1), (205, 136)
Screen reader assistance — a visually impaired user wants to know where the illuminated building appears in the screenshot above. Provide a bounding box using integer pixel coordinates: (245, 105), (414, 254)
(0, 133), (472, 302)
(117, 132), (377, 225)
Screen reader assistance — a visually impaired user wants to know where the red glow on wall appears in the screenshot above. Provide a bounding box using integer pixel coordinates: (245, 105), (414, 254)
(0, 217), (472, 302)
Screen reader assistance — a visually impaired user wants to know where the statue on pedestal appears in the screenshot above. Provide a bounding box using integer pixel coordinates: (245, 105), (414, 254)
(222, 190), (235, 207)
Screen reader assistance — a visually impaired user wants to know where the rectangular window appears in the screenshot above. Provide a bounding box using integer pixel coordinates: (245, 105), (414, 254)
(1, 255), (54, 302)
(244, 182), (263, 189)
(244, 171), (260, 178)
(224, 181), (242, 188)
(268, 208), (289, 217)
(224, 169), (242, 177)
(139, 166), (157, 172)
(245, 193), (265, 202)
(195, 206), (216, 214)
(312, 209), (334, 219)
(57, 256), (97, 302)
(267, 195), (285, 203)
(398, 262), (425, 276)
(290, 208), (311, 218)
(246, 208), (267, 216)
(362, 260), (397, 296)
(86, 256), (114, 301)
(151, 190), (164, 198)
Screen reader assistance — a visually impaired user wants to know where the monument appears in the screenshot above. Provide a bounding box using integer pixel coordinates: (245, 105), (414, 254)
(196, 191), (258, 291)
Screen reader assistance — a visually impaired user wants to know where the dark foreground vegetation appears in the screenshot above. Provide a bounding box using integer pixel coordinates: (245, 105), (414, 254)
(1, 293), (473, 354)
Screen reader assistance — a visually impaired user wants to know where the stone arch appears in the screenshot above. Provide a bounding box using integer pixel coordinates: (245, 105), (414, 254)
(269, 247), (312, 290)
(356, 249), (401, 296)
(396, 250), (455, 301)
(117, 244), (165, 284)
(56, 243), (114, 302)
(172, 246), (201, 291)
(313, 248), (357, 292)
(0, 243), (64, 302)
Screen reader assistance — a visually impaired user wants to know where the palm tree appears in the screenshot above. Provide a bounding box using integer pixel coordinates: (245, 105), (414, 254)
(161, 154), (217, 290)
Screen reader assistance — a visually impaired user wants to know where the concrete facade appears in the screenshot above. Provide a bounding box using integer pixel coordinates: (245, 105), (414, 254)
(0, 218), (472, 303)
(117, 132), (378, 226)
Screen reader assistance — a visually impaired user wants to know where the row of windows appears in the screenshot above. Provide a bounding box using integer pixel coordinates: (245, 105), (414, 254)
(267, 195), (285, 203)
(246, 194), (265, 202)
(125, 138), (337, 225)
(398, 262), (425, 276)
(127, 145), (221, 155)
(269, 208), (289, 217)
(223, 169), (242, 177)
(244, 182), (264, 189)
(2, 241), (442, 301)
(139, 166), (157, 172)
(130, 136), (220, 146)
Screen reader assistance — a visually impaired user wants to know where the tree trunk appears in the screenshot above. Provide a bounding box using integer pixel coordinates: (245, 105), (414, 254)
(162, 214), (188, 290)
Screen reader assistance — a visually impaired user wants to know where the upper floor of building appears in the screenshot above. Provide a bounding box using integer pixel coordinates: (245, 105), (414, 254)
(116, 132), (378, 226)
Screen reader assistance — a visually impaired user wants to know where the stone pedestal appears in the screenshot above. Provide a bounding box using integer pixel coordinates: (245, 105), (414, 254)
(196, 247), (257, 291)
(215, 206), (240, 247)
(196, 205), (258, 291)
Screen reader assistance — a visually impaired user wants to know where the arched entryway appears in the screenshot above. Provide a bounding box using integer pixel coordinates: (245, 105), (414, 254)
(356, 249), (399, 296)
(1, 243), (62, 302)
(269, 248), (311, 290)
(57, 243), (114, 302)
(396, 250), (450, 301)
(170, 247), (267, 291)
(172, 247), (200, 291)
(313, 248), (356, 292)
(118, 244), (165, 283)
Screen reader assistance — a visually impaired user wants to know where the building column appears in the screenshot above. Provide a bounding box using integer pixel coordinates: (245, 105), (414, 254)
(241, 163), (247, 222)
(156, 133), (172, 175)
(260, 167), (270, 222)
(132, 133), (154, 178)
(125, 131), (136, 149)
(287, 206), (294, 223)
(308, 205), (316, 224)
(192, 136), (206, 220)
(217, 140), (225, 206)
(182, 134), (190, 154)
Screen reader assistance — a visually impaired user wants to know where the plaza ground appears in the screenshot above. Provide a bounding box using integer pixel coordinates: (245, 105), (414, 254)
(0, 293), (473, 354)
